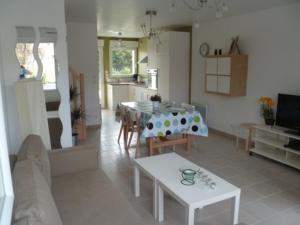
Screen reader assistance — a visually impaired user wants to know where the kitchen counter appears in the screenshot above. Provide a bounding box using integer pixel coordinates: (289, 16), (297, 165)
(107, 82), (158, 110)
(107, 82), (157, 91)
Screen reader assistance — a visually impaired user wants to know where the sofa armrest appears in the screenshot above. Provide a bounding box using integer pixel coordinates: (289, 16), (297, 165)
(49, 145), (98, 177)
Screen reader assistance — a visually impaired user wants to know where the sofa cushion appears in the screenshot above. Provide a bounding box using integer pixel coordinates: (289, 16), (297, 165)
(13, 159), (63, 225)
(17, 135), (51, 186)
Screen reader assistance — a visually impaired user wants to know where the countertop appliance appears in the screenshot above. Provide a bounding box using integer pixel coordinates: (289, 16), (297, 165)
(147, 69), (158, 90)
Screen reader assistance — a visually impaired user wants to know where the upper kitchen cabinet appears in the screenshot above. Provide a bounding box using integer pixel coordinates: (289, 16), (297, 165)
(157, 31), (190, 103)
(205, 55), (248, 97)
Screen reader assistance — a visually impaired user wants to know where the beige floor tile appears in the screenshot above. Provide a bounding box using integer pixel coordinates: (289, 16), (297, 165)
(78, 110), (300, 225)
(242, 202), (277, 221)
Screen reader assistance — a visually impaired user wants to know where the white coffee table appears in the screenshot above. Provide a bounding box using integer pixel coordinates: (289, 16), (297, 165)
(133, 153), (241, 225)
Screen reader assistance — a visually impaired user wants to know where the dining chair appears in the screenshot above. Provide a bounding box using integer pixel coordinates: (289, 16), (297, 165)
(181, 102), (196, 111)
(126, 110), (143, 158)
(191, 102), (208, 123)
(117, 106), (130, 148)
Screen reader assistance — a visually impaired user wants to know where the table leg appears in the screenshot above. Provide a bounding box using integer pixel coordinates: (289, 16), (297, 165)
(134, 165), (140, 197)
(153, 179), (158, 219)
(149, 137), (154, 156)
(187, 134), (192, 151)
(186, 206), (195, 225)
(158, 184), (164, 222)
(231, 194), (240, 225)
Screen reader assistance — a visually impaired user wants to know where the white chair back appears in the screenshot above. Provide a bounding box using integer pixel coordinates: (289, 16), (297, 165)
(181, 103), (195, 111)
(192, 102), (208, 123)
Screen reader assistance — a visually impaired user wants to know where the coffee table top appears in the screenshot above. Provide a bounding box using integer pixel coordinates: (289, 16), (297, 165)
(134, 153), (240, 207)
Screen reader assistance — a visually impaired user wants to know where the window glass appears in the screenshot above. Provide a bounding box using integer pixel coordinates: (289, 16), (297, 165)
(16, 42), (56, 90)
(15, 43), (37, 78)
(111, 48), (136, 77)
(39, 43), (56, 90)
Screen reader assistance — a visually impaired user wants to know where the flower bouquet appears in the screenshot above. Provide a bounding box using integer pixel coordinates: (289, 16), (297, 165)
(259, 96), (275, 126)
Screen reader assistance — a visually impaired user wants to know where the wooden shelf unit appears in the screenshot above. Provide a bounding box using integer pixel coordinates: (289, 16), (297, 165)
(204, 54), (248, 96)
(250, 125), (300, 170)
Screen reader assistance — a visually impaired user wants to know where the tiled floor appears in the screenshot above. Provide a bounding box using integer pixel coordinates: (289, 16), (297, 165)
(80, 110), (300, 225)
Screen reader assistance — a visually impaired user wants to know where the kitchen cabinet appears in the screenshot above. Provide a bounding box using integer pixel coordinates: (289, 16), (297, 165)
(107, 84), (129, 110)
(157, 31), (190, 103)
(128, 85), (158, 102)
(205, 55), (248, 96)
(128, 85), (136, 101)
(147, 39), (158, 69)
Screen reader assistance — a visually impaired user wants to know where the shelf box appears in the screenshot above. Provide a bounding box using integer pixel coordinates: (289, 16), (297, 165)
(204, 55), (248, 97)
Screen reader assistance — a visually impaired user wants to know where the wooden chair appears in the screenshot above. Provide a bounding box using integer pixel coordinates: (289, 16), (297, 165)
(126, 110), (143, 158)
(117, 106), (130, 148)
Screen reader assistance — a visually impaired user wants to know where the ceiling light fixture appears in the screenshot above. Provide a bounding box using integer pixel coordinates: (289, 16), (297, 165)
(141, 10), (160, 41)
(116, 32), (126, 48)
(173, 0), (229, 19)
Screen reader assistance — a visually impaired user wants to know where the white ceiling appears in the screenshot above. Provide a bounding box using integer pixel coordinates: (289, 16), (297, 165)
(65, 0), (298, 38)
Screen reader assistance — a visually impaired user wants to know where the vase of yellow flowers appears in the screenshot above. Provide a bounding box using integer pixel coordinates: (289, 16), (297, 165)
(259, 96), (275, 126)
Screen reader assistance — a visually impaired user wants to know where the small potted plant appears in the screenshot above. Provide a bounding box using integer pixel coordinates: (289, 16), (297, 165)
(71, 107), (85, 145)
(259, 96), (275, 126)
(150, 94), (162, 110)
(150, 94), (161, 102)
(69, 86), (78, 101)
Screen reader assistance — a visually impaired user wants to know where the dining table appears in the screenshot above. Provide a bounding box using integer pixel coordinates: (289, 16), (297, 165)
(117, 101), (208, 156)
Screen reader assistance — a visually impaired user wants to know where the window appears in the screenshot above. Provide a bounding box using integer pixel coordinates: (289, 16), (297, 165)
(110, 47), (137, 77)
(16, 42), (57, 90)
(109, 40), (138, 77)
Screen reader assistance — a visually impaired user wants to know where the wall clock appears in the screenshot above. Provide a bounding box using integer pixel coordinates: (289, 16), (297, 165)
(199, 43), (210, 57)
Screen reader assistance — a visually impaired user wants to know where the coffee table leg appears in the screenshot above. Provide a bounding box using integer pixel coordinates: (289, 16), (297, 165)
(186, 206), (194, 225)
(231, 194), (240, 225)
(134, 165), (140, 197)
(153, 179), (158, 219)
(158, 184), (164, 222)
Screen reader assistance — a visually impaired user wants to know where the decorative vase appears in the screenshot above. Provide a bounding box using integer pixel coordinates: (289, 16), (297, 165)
(152, 101), (160, 111)
(265, 118), (275, 126)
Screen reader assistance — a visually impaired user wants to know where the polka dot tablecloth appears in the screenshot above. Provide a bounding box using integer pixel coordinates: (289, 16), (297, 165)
(141, 110), (208, 138)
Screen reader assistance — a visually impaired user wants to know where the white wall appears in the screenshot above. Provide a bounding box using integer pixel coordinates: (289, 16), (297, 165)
(0, 32), (14, 225)
(67, 22), (101, 126)
(0, 0), (72, 153)
(191, 2), (300, 135)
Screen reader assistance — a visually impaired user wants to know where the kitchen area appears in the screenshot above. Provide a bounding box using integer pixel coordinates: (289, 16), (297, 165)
(107, 70), (158, 110)
(101, 30), (191, 111)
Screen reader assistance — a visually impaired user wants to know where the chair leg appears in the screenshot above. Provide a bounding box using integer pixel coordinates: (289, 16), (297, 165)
(127, 130), (134, 150)
(123, 125), (129, 150)
(117, 122), (123, 143)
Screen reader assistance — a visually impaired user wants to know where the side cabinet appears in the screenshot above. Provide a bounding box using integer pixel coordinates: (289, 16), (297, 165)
(205, 55), (248, 97)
